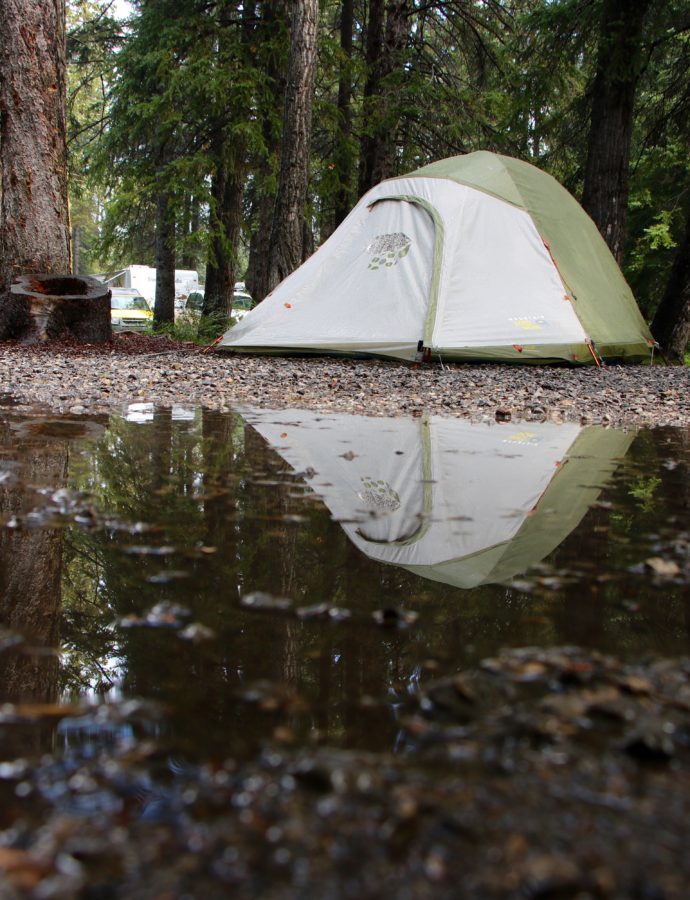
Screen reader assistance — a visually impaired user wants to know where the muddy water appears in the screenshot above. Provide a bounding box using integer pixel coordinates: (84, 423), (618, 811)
(0, 406), (687, 764)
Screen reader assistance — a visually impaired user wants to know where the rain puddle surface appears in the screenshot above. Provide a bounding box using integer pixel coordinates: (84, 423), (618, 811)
(0, 406), (688, 897)
(1, 406), (687, 759)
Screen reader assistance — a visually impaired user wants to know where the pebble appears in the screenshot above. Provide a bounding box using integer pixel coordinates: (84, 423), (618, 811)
(0, 339), (688, 427)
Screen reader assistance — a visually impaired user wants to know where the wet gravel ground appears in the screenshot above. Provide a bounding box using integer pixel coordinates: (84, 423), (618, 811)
(1, 647), (689, 898)
(1, 335), (689, 897)
(0, 335), (688, 425)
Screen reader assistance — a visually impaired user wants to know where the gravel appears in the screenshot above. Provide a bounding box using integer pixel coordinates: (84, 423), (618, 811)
(0, 334), (688, 426)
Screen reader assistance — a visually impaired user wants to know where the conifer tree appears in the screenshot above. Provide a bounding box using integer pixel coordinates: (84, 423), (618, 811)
(0, 0), (71, 294)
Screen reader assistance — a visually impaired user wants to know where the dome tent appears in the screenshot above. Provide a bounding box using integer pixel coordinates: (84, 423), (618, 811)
(221, 151), (654, 364)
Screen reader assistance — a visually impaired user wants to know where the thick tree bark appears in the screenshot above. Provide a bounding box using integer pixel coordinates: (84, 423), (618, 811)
(651, 210), (690, 363)
(358, 0), (409, 196)
(333, 0), (355, 228)
(265, 0), (320, 297)
(580, 0), (651, 264)
(0, 0), (71, 295)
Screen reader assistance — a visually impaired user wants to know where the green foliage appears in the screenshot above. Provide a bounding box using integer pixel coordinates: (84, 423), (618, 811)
(66, 0), (125, 272)
(641, 213), (677, 253)
(625, 33), (690, 319)
(86, 0), (264, 272)
(65, 0), (690, 335)
(154, 312), (231, 346)
(629, 476), (661, 512)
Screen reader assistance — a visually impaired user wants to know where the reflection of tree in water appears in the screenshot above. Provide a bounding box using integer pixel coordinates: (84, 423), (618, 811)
(60, 408), (267, 749)
(61, 408), (214, 698)
(52, 411), (690, 759)
(58, 409), (436, 753)
(0, 416), (68, 756)
(549, 426), (690, 652)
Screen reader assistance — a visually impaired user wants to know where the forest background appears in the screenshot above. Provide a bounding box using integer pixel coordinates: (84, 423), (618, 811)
(65, 0), (689, 357)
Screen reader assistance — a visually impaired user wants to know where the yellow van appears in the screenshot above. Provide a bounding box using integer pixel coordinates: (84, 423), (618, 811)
(111, 288), (153, 332)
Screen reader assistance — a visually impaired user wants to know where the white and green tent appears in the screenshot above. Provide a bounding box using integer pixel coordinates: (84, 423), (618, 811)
(242, 409), (635, 589)
(221, 151), (654, 364)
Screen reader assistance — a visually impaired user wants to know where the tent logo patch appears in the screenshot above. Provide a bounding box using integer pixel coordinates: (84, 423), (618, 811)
(367, 233), (412, 270)
(509, 316), (547, 331)
(503, 432), (540, 446)
(358, 476), (401, 512)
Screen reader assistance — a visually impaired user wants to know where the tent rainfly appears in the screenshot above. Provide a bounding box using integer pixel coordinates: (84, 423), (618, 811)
(242, 408), (635, 589)
(221, 151), (654, 364)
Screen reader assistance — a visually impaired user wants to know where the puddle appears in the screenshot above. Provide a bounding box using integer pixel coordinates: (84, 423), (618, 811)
(0, 405), (688, 895)
(1, 405), (687, 753)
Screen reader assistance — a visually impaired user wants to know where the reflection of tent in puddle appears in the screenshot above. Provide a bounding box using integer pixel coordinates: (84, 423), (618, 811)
(243, 410), (634, 588)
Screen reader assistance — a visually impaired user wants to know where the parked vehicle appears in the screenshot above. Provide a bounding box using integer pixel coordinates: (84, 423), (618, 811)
(175, 287), (254, 322)
(110, 288), (153, 332)
(105, 265), (200, 306)
(232, 290), (254, 320)
(174, 291), (204, 321)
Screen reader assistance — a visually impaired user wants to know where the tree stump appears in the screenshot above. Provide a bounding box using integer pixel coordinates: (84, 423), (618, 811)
(0, 274), (111, 344)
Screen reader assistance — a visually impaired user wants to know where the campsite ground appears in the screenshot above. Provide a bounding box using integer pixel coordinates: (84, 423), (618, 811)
(0, 333), (688, 427)
(1, 334), (689, 898)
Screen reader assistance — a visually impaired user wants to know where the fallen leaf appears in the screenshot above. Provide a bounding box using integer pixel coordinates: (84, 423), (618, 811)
(645, 557), (680, 577)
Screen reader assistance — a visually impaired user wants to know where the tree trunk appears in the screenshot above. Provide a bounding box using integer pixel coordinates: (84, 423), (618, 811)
(580, 0), (651, 264)
(245, 0), (289, 303)
(358, 0), (409, 196)
(204, 149), (244, 319)
(154, 185), (176, 326)
(2, 274), (110, 343)
(203, 1), (252, 317)
(651, 210), (690, 363)
(265, 0), (320, 297)
(333, 0), (355, 228)
(0, 0), (71, 295)
(180, 194), (200, 270)
(246, 191), (275, 304)
(358, 0), (385, 196)
(204, 158), (229, 318)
